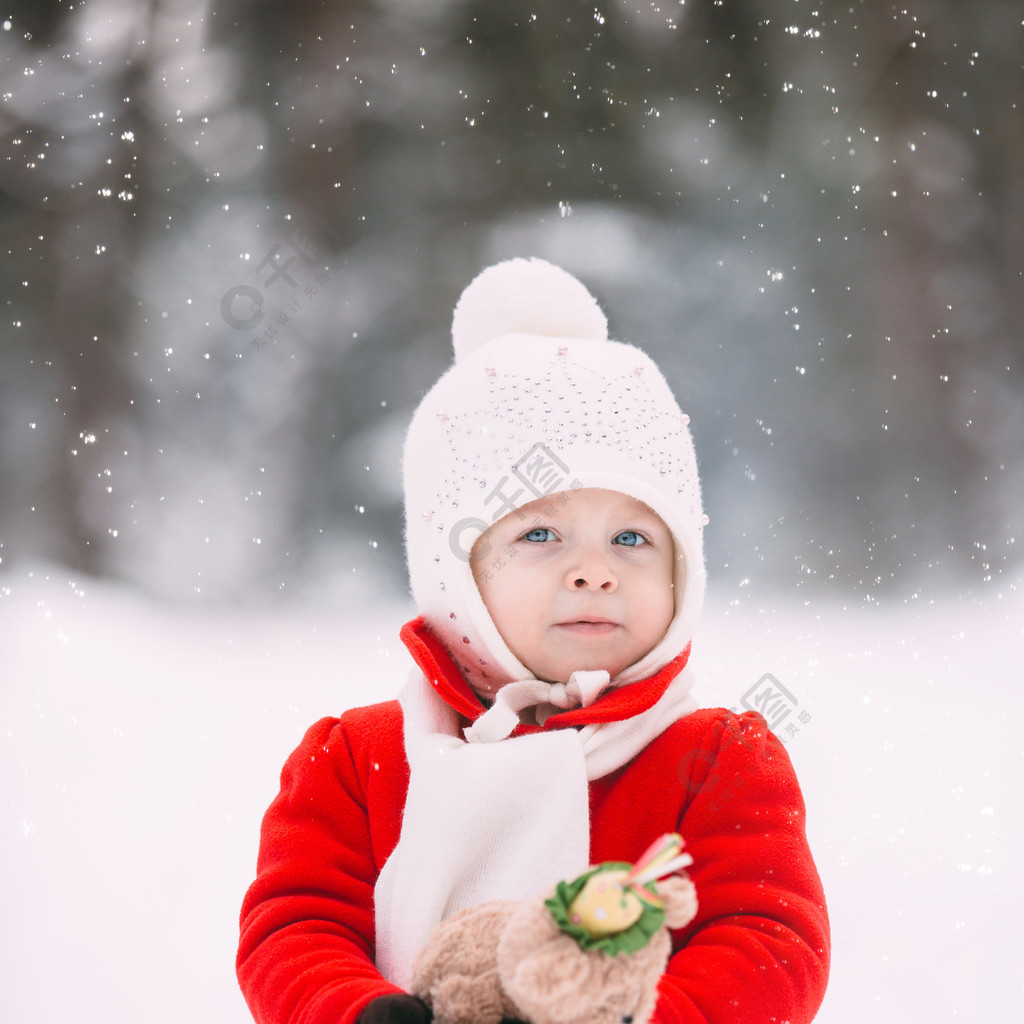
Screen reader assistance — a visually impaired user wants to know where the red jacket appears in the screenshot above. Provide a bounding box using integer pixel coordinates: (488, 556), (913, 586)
(237, 619), (830, 1024)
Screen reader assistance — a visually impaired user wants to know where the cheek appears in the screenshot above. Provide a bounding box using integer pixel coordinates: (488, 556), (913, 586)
(477, 567), (529, 633)
(643, 566), (676, 631)
(477, 577), (540, 663)
(648, 588), (675, 632)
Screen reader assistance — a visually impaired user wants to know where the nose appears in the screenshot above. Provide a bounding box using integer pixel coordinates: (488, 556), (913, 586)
(565, 552), (617, 592)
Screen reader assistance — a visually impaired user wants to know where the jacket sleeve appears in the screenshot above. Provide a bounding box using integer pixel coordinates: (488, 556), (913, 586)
(236, 717), (404, 1024)
(653, 712), (830, 1024)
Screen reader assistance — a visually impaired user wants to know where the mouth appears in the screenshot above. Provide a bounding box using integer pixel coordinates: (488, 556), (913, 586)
(556, 618), (620, 636)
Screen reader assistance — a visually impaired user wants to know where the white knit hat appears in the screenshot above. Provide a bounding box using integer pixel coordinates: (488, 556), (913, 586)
(403, 257), (706, 698)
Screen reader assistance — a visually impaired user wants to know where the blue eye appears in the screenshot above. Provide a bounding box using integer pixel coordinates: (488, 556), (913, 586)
(522, 527), (556, 543)
(613, 530), (647, 547)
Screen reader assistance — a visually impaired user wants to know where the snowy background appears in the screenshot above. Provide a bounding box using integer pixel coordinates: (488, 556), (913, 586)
(2, 564), (1022, 1023)
(3, 2), (1024, 1022)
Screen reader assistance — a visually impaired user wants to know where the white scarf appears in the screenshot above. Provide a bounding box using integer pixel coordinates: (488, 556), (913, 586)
(373, 663), (698, 990)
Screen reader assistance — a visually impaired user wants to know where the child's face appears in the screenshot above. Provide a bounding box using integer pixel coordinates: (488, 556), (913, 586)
(471, 488), (676, 684)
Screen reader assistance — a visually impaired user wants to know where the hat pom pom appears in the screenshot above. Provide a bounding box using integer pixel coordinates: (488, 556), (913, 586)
(451, 257), (608, 361)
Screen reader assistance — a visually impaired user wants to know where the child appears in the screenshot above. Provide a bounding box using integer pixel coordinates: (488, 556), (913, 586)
(237, 258), (830, 1024)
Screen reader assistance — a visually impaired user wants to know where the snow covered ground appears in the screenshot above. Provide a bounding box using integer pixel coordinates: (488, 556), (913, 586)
(2, 565), (1021, 1023)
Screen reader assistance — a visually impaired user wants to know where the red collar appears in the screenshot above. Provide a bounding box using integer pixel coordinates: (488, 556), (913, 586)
(399, 617), (691, 733)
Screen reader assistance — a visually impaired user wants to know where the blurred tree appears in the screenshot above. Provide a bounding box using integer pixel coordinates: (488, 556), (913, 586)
(1, 0), (1021, 600)
(1, 0), (157, 574)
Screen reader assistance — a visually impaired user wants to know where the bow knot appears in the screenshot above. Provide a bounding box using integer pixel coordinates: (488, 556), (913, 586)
(463, 669), (612, 743)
